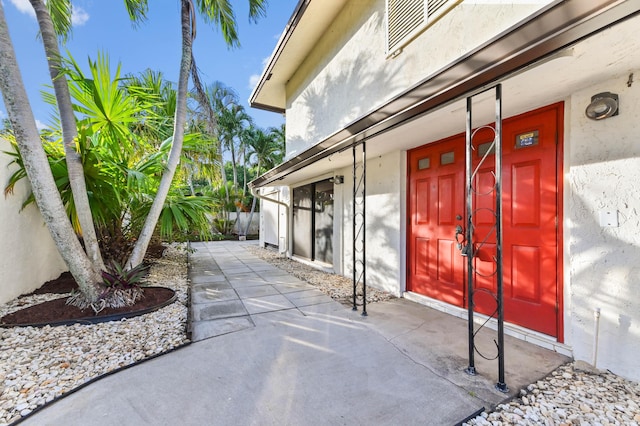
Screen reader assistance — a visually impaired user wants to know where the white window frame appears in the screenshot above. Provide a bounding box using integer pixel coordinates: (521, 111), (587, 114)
(386, 0), (462, 57)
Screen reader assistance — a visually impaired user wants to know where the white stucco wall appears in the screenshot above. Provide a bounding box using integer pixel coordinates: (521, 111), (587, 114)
(567, 73), (640, 382)
(0, 139), (67, 305)
(340, 150), (405, 297)
(285, 0), (550, 158)
(258, 186), (290, 253)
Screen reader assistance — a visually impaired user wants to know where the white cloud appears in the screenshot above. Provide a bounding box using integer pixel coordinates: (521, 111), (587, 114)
(35, 119), (47, 131)
(8, 0), (89, 26)
(248, 74), (261, 90)
(9, 0), (35, 18)
(71, 5), (89, 26)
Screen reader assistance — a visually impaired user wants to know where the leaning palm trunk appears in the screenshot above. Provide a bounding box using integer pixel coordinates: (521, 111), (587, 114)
(126, 0), (193, 269)
(29, 0), (105, 271)
(243, 158), (260, 236)
(0, 3), (102, 301)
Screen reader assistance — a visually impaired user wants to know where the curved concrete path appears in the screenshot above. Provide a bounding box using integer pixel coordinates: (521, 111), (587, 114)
(21, 241), (569, 426)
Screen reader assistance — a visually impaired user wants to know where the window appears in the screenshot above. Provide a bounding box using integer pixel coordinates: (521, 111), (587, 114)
(386, 0), (460, 54)
(292, 180), (334, 264)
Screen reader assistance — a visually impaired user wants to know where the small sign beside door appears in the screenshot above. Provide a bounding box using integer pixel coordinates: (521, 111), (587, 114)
(515, 130), (539, 149)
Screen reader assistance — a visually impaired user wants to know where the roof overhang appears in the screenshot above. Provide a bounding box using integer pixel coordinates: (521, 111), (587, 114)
(249, 0), (348, 113)
(249, 0), (640, 189)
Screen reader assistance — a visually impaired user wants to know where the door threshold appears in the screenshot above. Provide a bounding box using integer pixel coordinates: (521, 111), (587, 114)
(403, 291), (572, 357)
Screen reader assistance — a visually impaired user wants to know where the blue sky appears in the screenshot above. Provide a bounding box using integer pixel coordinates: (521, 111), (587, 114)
(2, 0), (297, 130)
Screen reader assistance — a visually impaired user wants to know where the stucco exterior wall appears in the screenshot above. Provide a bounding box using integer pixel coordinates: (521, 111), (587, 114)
(567, 74), (640, 382)
(0, 139), (67, 305)
(340, 150), (405, 297)
(285, 0), (550, 158)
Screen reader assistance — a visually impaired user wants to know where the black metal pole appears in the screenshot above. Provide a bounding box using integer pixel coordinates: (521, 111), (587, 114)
(495, 84), (508, 393)
(465, 96), (476, 376)
(361, 142), (367, 317)
(352, 146), (357, 311)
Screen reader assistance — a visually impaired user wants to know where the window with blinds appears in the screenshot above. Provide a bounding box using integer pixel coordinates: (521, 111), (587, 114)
(386, 0), (459, 54)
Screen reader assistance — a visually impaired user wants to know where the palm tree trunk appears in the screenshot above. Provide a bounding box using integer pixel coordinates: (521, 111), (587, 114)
(29, 0), (105, 271)
(126, 0), (192, 269)
(0, 3), (102, 301)
(243, 158), (260, 236)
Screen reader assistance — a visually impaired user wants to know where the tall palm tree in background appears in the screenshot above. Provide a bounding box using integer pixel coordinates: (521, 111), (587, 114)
(242, 124), (284, 235)
(218, 103), (252, 193)
(125, 0), (267, 269)
(190, 80), (237, 199)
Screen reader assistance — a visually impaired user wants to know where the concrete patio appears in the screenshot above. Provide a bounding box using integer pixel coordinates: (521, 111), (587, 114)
(21, 241), (569, 425)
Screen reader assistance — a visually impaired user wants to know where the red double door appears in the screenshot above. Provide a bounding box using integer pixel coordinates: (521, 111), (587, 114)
(407, 103), (562, 337)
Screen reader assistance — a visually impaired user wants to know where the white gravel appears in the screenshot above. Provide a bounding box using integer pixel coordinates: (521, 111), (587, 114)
(464, 361), (640, 425)
(244, 244), (394, 306)
(0, 244), (189, 425)
(1, 242), (638, 425)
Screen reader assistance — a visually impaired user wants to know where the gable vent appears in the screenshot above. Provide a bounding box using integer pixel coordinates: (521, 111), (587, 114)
(387, 0), (424, 53)
(387, 0), (459, 54)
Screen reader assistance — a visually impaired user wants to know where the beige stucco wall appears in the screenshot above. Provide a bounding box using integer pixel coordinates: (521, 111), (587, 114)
(285, 0), (551, 158)
(0, 138), (67, 305)
(566, 73), (640, 382)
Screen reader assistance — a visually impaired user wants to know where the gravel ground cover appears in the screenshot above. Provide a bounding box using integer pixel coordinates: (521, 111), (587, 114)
(0, 244), (189, 425)
(464, 362), (640, 425)
(1, 242), (638, 425)
(244, 244), (394, 306)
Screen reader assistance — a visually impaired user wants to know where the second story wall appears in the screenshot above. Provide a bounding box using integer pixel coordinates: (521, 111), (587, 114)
(285, 0), (551, 158)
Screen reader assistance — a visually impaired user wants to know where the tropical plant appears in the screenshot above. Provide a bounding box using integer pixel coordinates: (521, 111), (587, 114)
(0, 1), (104, 302)
(68, 261), (150, 312)
(1, 0), (268, 306)
(241, 125), (285, 235)
(29, 0), (105, 273)
(124, 0), (268, 269)
(4, 53), (214, 263)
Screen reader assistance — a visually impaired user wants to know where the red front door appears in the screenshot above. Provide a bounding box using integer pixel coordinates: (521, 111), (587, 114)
(408, 135), (466, 306)
(408, 103), (562, 337)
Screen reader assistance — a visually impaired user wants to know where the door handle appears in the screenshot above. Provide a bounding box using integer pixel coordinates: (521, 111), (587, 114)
(455, 225), (464, 249)
(455, 225), (469, 256)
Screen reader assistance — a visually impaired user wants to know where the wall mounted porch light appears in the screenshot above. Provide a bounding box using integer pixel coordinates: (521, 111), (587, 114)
(585, 92), (619, 120)
(330, 175), (344, 184)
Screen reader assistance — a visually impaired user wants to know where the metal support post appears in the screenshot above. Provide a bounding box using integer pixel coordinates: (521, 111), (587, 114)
(351, 142), (367, 316)
(494, 84), (508, 393)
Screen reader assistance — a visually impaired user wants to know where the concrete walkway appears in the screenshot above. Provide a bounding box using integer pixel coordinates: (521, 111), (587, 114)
(22, 241), (569, 426)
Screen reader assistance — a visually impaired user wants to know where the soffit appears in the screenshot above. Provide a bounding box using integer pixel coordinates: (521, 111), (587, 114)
(249, 0), (348, 112)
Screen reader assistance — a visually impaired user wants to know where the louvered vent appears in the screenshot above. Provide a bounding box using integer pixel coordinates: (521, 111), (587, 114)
(428, 0), (450, 17)
(387, 0), (458, 54)
(387, 0), (424, 52)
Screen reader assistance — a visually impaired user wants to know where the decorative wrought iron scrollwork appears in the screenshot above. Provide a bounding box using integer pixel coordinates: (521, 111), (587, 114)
(464, 85), (508, 393)
(352, 142), (367, 316)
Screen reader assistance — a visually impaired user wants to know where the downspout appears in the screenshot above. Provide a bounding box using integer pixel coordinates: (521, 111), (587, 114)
(593, 307), (601, 368)
(250, 186), (290, 255)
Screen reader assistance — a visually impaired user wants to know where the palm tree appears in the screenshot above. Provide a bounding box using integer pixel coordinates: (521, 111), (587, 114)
(29, 0), (105, 273)
(190, 80), (237, 199)
(125, 0), (267, 268)
(0, 2), (103, 301)
(219, 103), (252, 193)
(242, 125), (284, 235)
